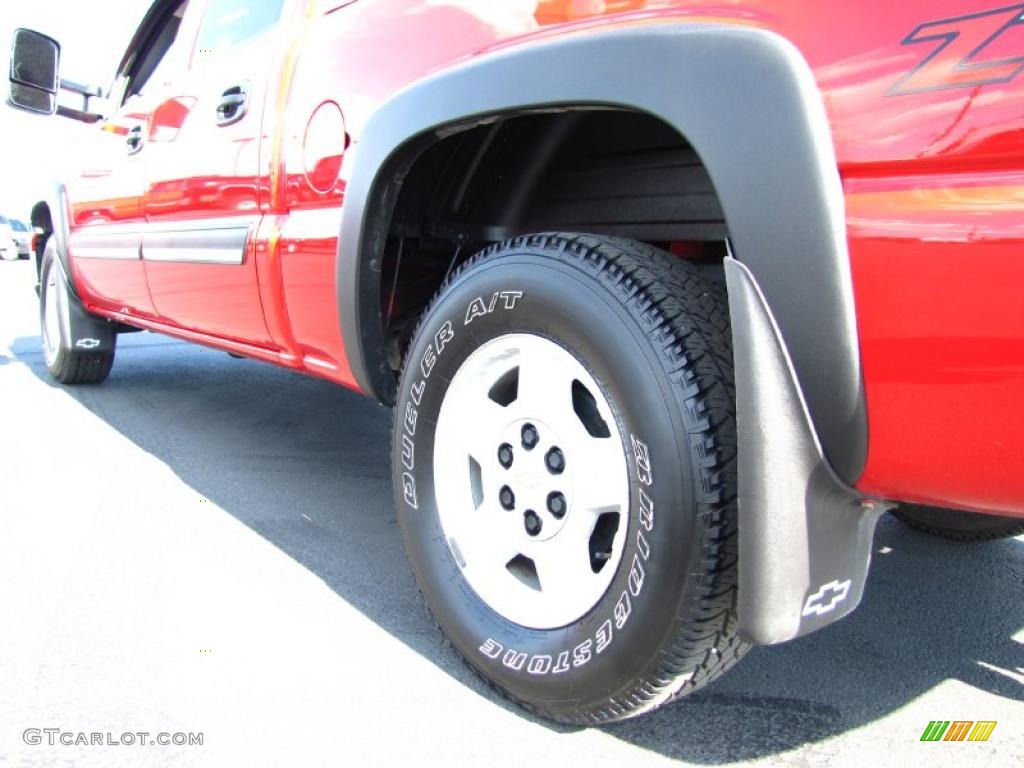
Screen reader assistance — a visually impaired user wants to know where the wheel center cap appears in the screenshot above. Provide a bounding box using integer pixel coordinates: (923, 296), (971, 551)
(497, 417), (572, 543)
(514, 471), (542, 490)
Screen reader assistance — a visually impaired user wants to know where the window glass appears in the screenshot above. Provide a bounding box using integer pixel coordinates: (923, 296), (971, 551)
(195, 0), (285, 56)
(127, 1), (191, 100)
(11, 220), (28, 232)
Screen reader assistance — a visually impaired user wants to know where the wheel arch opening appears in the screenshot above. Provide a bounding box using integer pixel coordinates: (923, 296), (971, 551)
(366, 107), (732, 396)
(30, 200), (54, 248)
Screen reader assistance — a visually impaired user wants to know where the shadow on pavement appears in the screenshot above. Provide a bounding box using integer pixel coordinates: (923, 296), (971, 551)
(10, 333), (1024, 763)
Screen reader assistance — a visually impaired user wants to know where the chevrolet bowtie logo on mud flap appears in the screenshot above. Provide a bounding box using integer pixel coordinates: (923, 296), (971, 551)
(801, 579), (852, 617)
(75, 338), (101, 349)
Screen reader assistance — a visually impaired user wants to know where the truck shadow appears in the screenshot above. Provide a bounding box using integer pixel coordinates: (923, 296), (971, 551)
(10, 333), (1024, 763)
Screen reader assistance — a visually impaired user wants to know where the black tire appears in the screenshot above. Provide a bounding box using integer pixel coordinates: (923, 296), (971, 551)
(893, 504), (1024, 541)
(392, 233), (747, 724)
(39, 241), (115, 384)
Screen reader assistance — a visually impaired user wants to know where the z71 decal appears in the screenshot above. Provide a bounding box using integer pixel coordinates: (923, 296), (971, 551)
(889, 4), (1024, 95)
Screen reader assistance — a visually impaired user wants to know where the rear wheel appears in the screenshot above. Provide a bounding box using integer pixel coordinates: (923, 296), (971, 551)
(392, 233), (747, 724)
(40, 241), (115, 384)
(893, 504), (1024, 541)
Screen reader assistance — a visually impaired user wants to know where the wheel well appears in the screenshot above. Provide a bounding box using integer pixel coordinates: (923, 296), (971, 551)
(377, 108), (730, 374)
(30, 201), (53, 241)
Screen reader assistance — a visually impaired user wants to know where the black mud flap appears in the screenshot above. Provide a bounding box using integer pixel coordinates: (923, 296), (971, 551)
(724, 257), (892, 645)
(57, 259), (116, 355)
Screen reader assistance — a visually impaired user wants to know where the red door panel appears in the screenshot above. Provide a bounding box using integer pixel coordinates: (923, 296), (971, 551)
(139, 7), (283, 347)
(66, 105), (155, 317)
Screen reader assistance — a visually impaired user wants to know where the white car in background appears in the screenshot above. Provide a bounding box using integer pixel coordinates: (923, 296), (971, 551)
(0, 216), (17, 262)
(8, 219), (31, 258)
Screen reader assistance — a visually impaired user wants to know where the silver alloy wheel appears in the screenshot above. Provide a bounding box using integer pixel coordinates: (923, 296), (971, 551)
(42, 260), (63, 367)
(434, 333), (630, 629)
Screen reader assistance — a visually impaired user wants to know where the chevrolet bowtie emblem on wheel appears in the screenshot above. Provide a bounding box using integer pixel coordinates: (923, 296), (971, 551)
(515, 472), (541, 490)
(75, 338), (101, 349)
(801, 579), (852, 617)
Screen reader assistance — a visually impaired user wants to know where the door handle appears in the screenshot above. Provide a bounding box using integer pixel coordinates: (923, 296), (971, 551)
(215, 84), (249, 126)
(126, 125), (144, 154)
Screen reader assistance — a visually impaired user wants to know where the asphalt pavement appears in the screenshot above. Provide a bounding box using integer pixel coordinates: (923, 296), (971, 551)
(0, 257), (1021, 768)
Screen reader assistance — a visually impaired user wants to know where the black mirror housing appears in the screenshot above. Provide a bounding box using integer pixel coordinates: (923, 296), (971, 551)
(8, 28), (61, 115)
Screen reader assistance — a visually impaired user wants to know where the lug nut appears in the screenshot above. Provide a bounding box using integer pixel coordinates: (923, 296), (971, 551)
(498, 443), (514, 469)
(524, 510), (542, 536)
(545, 447), (565, 474)
(521, 423), (539, 450)
(547, 491), (566, 519)
(499, 485), (515, 510)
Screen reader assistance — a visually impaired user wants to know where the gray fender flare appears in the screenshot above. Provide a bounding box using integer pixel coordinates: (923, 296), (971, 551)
(338, 23), (880, 643)
(32, 184), (76, 293)
(35, 185), (116, 351)
(338, 22), (866, 484)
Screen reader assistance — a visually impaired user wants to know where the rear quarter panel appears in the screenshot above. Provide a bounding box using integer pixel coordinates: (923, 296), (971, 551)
(280, 0), (1024, 514)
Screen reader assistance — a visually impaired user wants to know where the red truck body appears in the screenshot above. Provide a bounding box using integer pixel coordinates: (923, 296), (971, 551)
(60, 0), (1024, 519)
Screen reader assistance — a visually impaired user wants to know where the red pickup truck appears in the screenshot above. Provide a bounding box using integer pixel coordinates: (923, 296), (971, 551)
(9, 0), (1024, 724)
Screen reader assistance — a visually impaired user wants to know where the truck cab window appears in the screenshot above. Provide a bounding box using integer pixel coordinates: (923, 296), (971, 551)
(195, 0), (285, 55)
(126, 1), (190, 100)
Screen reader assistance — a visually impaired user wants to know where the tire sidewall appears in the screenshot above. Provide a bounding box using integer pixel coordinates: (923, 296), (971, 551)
(394, 251), (709, 713)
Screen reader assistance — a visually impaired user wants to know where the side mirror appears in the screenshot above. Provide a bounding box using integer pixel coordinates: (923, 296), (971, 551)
(8, 28), (61, 115)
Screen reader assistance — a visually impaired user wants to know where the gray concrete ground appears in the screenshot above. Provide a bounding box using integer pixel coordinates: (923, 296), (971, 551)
(0, 257), (1021, 768)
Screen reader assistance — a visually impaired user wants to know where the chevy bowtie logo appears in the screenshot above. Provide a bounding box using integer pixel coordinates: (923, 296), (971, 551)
(801, 579), (852, 617)
(75, 338), (101, 349)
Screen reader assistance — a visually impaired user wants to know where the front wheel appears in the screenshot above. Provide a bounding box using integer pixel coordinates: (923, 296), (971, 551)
(40, 241), (115, 384)
(392, 234), (747, 724)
